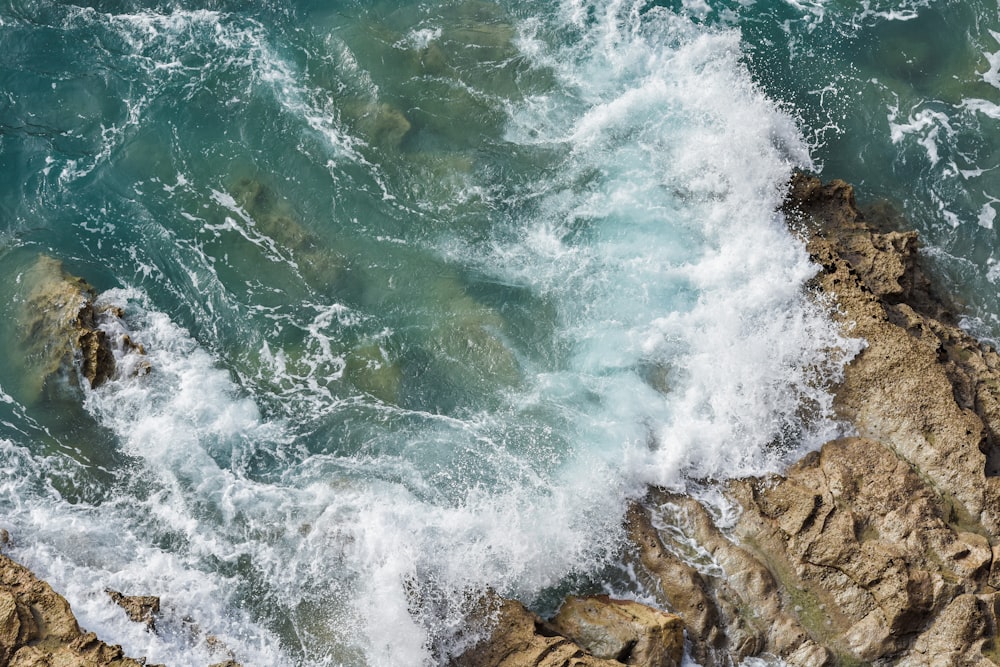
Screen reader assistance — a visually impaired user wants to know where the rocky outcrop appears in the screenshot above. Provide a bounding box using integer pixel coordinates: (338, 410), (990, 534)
(548, 596), (684, 667)
(786, 175), (1000, 538)
(452, 595), (682, 667)
(622, 175), (1000, 665)
(20, 255), (116, 391)
(0, 551), (151, 667)
(106, 589), (159, 632)
(18, 255), (148, 396)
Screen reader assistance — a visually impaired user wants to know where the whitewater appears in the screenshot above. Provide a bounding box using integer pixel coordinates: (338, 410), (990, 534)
(1, 0), (998, 664)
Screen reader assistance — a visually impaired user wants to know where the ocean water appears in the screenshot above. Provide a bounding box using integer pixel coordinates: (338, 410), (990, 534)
(0, 0), (994, 664)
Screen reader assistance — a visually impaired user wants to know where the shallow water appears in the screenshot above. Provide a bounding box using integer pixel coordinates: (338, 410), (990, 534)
(0, 0), (990, 664)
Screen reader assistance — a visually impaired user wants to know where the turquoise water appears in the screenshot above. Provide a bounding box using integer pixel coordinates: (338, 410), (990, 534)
(0, 0), (993, 664)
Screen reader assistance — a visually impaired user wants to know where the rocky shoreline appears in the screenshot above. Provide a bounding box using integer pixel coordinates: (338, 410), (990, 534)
(4, 175), (1000, 665)
(451, 175), (1000, 666)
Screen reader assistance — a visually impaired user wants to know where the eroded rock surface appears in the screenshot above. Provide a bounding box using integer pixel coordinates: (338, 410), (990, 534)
(0, 551), (151, 667)
(18, 255), (148, 396)
(106, 589), (160, 632)
(20, 256), (116, 392)
(623, 175), (1000, 665)
(452, 595), (682, 667)
(548, 596), (684, 667)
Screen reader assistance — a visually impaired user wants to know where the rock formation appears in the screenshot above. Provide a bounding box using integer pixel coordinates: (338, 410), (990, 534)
(458, 175), (1000, 666)
(18, 255), (148, 397)
(106, 589), (160, 632)
(0, 551), (152, 667)
(624, 175), (1000, 665)
(451, 594), (683, 667)
(548, 596), (684, 667)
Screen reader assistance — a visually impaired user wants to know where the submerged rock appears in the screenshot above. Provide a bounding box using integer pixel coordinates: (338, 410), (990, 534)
(0, 551), (152, 666)
(344, 341), (404, 404)
(230, 176), (341, 286)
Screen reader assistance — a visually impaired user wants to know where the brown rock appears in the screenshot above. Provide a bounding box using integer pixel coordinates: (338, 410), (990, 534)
(0, 551), (149, 666)
(731, 437), (979, 661)
(785, 174), (1000, 534)
(625, 503), (725, 664)
(451, 594), (627, 667)
(619, 176), (1000, 666)
(17, 255), (149, 394)
(627, 496), (829, 666)
(548, 596), (683, 667)
(106, 588), (160, 631)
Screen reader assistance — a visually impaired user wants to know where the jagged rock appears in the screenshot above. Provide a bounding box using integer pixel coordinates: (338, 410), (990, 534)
(18, 255), (149, 396)
(548, 596), (683, 667)
(452, 594), (645, 667)
(0, 551), (152, 666)
(901, 593), (1000, 666)
(626, 499), (828, 667)
(106, 588), (160, 632)
(621, 175), (1000, 666)
(731, 437), (998, 661)
(20, 255), (116, 391)
(785, 174), (1000, 535)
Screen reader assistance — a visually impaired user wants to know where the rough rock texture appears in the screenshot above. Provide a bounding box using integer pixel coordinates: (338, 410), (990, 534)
(20, 255), (116, 391)
(786, 175), (1000, 538)
(19, 255), (148, 395)
(452, 595), (682, 667)
(624, 175), (1000, 666)
(548, 596), (684, 667)
(0, 552), (151, 667)
(626, 498), (831, 667)
(106, 589), (159, 632)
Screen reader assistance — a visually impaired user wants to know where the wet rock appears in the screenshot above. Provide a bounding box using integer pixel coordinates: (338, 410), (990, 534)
(20, 256), (116, 392)
(231, 178), (318, 254)
(17, 256), (149, 398)
(359, 102), (412, 148)
(626, 498), (826, 667)
(548, 596), (683, 667)
(0, 551), (151, 666)
(619, 175), (1000, 666)
(450, 595), (625, 667)
(106, 588), (160, 632)
(230, 177), (341, 285)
